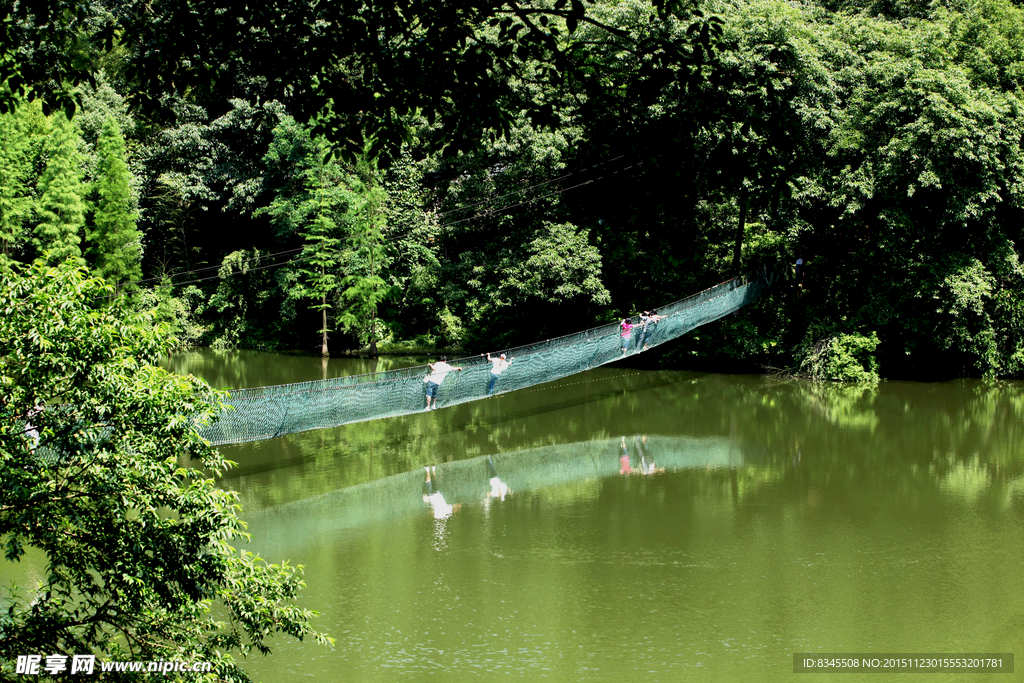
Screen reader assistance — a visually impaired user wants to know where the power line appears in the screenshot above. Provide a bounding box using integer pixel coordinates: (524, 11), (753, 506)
(441, 161), (642, 228)
(433, 154), (627, 219)
(105, 155), (642, 297)
(114, 246), (305, 290)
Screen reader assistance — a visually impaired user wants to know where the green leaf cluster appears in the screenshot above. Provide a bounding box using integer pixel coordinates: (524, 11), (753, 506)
(0, 261), (329, 681)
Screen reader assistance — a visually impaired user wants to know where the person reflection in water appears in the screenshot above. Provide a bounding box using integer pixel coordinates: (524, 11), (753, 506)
(423, 465), (461, 519)
(485, 456), (511, 501)
(619, 436), (632, 475)
(635, 434), (663, 475)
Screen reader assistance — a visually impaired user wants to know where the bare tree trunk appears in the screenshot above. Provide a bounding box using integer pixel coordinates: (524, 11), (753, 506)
(321, 295), (329, 357)
(731, 188), (748, 276)
(369, 309), (378, 357)
(368, 242), (378, 357)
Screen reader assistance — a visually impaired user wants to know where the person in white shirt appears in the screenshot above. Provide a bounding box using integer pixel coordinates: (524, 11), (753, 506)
(640, 309), (667, 350)
(23, 403), (43, 452)
(424, 355), (462, 410)
(484, 352), (513, 396)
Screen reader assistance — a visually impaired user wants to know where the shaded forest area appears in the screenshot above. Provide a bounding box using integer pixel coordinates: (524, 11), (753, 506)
(3, 0), (1024, 380)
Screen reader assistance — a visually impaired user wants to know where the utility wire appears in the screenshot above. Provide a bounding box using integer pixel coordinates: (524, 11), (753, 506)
(114, 246), (305, 290)
(433, 154), (626, 218)
(105, 155), (642, 298)
(441, 161), (642, 228)
(129, 153), (633, 291)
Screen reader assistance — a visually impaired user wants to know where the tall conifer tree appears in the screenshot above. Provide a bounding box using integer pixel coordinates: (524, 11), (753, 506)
(34, 113), (87, 266)
(301, 153), (347, 357)
(90, 116), (140, 287)
(0, 108), (32, 269)
(340, 171), (390, 357)
(261, 120), (351, 356)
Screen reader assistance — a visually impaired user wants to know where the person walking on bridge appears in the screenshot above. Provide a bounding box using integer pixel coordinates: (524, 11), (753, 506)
(620, 319), (635, 355)
(424, 355), (462, 410)
(484, 352), (513, 396)
(640, 310), (667, 350)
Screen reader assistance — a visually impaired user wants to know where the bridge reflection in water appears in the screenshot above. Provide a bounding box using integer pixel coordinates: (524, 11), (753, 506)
(241, 434), (753, 556)
(207, 369), (1024, 683)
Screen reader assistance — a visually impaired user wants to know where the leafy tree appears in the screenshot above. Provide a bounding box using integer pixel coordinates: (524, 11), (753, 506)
(299, 163), (347, 357)
(376, 147), (442, 344)
(339, 171), (391, 356)
(708, 8), (803, 275)
(780, 3), (1024, 377)
(74, 74), (138, 152)
(33, 113), (88, 267)
(147, 175), (203, 275)
(0, 103), (39, 269)
(117, 0), (609, 160)
(89, 116), (141, 287)
(5, 0), (715, 164)
(0, 1), (112, 117)
(0, 260), (330, 681)
(425, 113), (616, 346)
(139, 98), (286, 279)
(260, 120), (353, 356)
(206, 249), (290, 349)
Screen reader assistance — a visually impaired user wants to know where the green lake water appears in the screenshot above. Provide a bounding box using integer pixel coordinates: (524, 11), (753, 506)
(168, 350), (1024, 682)
(7, 349), (1024, 682)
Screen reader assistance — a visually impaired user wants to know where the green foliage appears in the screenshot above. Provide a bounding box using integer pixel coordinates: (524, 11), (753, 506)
(33, 113), (87, 267)
(0, 1), (111, 117)
(338, 176), (392, 352)
(5, 0), (1024, 378)
(427, 115), (615, 346)
(89, 116), (141, 286)
(437, 306), (466, 348)
(74, 74), (137, 151)
(798, 331), (881, 383)
(522, 222), (611, 306)
(376, 149), (442, 342)
(704, 0), (1024, 378)
(0, 102), (42, 269)
(118, 0), (683, 162)
(0, 261), (329, 681)
(132, 283), (209, 349)
(260, 119), (353, 355)
(206, 250), (287, 349)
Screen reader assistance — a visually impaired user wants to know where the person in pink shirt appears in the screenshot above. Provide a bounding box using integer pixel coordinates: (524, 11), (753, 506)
(620, 319), (634, 355)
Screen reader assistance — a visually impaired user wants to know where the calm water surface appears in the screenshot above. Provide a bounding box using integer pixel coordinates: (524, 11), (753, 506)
(174, 351), (1024, 680)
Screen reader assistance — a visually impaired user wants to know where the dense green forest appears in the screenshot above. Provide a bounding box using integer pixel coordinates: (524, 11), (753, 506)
(3, 0), (1024, 380)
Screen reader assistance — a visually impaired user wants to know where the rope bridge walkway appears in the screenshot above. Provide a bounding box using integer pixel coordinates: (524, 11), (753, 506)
(199, 272), (775, 446)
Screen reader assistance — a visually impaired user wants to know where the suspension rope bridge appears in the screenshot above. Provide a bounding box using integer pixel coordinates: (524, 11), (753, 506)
(199, 271), (776, 446)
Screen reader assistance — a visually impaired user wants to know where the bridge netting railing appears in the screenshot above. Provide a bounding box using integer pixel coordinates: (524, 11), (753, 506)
(198, 272), (774, 445)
